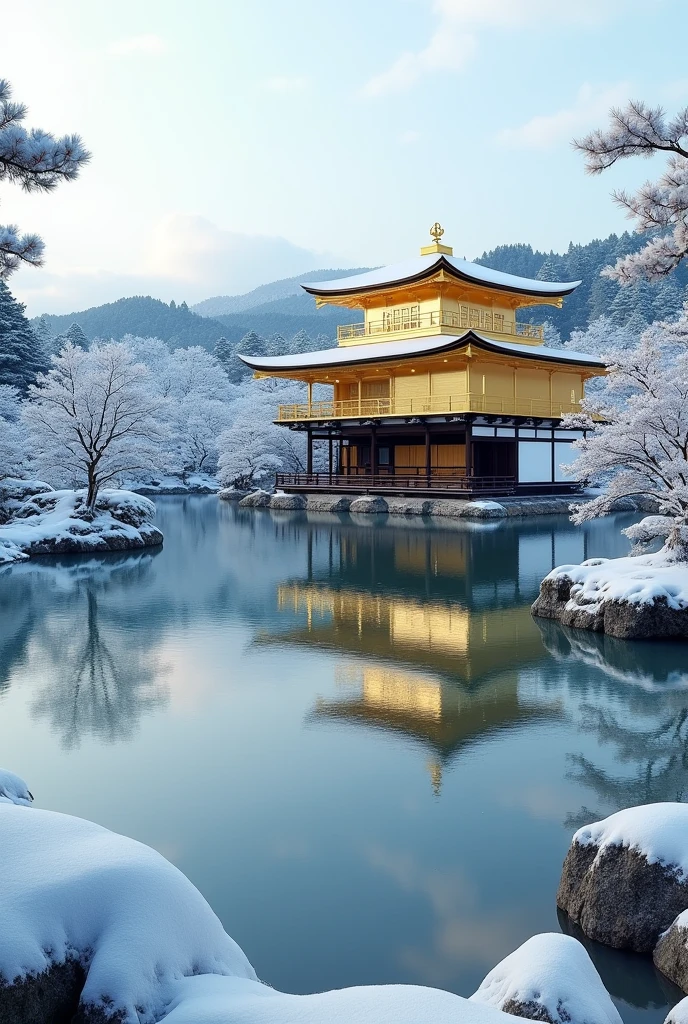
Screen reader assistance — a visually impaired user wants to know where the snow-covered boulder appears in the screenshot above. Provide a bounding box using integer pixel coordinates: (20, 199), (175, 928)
(386, 498), (434, 515)
(654, 912), (688, 993)
(0, 801), (255, 1023)
(0, 490), (162, 564)
(305, 494), (353, 513)
(532, 553), (688, 639)
(269, 492), (306, 511)
(0, 768), (33, 806)
(557, 804), (688, 952)
(460, 500), (508, 519)
(0, 478), (54, 525)
(238, 490), (272, 508)
(350, 495), (388, 514)
(470, 933), (621, 1024)
(218, 487), (249, 502)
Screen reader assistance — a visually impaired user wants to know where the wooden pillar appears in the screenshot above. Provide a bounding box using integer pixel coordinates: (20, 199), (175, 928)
(370, 425), (377, 477)
(357, 379), (362, 417)
(465, 420), (473, 480)
(328, 433), (333, 482)
(307, 380), (313, 417)
(307, 428), (313, 475)
(425, 423), (431, 483)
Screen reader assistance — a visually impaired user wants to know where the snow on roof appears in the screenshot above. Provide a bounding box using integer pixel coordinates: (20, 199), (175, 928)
(302, 254), (581, 299)
(574, 803), (688, 879)
(238, 331), (605, 373)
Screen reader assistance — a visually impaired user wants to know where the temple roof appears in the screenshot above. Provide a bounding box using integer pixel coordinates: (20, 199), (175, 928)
(238, 330), (605, 373)
(301, 254), (581, 300)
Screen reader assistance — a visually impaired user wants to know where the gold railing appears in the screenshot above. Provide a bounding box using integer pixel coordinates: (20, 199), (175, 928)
(276, 395), (580, 422)
(337, 309), (544, 343)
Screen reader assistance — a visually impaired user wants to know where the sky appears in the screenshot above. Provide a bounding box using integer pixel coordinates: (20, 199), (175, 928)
(2, 0), (687, 315)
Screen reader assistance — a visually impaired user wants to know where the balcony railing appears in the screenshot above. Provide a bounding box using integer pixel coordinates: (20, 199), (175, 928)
(275, 472), (520, 495)
(337, 308), (544, 343)
(276, 394), (580, 422)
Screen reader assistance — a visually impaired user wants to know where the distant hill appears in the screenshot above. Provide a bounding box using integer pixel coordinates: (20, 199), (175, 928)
(35, 296), (228, 352)
(193, 268), (372, 318)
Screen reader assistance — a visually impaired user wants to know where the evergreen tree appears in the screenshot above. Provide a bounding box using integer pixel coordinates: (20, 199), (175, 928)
(0, 280), (49, 393)
(32, 315), (54, 355)
(213, 336), (234, 372)
(267, 333), (287, 356)
(652, 279), (682, 321)
(289, 329), (313, 353)
(55, 321), (89, 352)
(237, 331), (267, 358)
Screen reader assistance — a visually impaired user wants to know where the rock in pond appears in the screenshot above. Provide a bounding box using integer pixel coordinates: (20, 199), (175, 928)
(238, 490), (272, 508)
(269, 493), (306, 511)
(305, 494), (353, 513)
(664, 995), (688, 1023)
(557, 804), (688, 953)
(218, 488), (249, 502)
(349, 495), (388, 514)
(470, 933), (621, 1024)
(654, 913), (688, 994)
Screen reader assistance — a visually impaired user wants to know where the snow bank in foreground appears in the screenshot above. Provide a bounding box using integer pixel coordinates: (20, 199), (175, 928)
(470, 933), (622, 1024)
(574, 803), (688, 879)
(0, 803), (255, 1021)
(160, 975), (508, 1024)
(545, 552), (688, 613)
(0, 489), (162, 564)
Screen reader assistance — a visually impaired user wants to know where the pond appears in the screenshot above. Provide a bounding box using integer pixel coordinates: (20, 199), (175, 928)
(0, 496), (686, 1021)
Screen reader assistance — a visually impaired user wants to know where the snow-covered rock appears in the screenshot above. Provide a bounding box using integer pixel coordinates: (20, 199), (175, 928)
(557, 804), (688, 952)
(305, 494), (353, 513)
(654, 912), (688, 993)
(532, 552), (688, 639)
(0, 801), (255, 1023)
(0, 768), (33, 806)
(386, 498), (434, 515)
(129, 474), (220, 496)
(350, 495), (389, 514)
(0, 478), (54, 525)
(0, 490), (163, 564)
(238, 490), (272, 508)
(269, 492), (306, 511)
(460, 500), (507, 519)
(470, 933), (622, 1024)
(218, 487), (249, 502)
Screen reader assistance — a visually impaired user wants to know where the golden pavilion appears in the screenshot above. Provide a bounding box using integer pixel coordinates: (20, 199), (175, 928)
(239, 224), (605, 497)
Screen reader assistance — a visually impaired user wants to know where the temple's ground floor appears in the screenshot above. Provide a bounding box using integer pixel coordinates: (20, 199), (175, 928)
(279, 416), (587, 498)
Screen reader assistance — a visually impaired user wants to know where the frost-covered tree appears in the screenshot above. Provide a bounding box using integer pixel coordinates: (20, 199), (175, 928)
(24, 342), (165, 510)
(567, 315), (641, 355)
(0, 384), (29, 479)
(55, 321), (88, 351)
(217, 379), (309, 489)
(566, 308), (688, 559)
(32, 314), (54, 354)
(542, 320), (562, 348)
(574, 101), (688, 283)
(213, 336), (233, 374)
(0, 280), (48, 392)
(0, 78), (90, 278)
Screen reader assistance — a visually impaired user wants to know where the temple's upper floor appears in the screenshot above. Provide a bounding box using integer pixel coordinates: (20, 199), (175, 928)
(303, 226), (581, 347)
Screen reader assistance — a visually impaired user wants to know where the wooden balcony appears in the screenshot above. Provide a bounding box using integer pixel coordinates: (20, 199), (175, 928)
(276, 472), (519, 497)
(276, 394), (580, 423)
(337, 308), (544, 343)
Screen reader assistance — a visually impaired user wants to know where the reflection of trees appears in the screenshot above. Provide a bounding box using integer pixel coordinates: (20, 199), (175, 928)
(31, 588), (168, 749)
(535, 619), (688, 830)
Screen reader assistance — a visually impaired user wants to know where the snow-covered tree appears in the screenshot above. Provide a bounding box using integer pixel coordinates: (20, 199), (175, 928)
(216, 379), (309, 489)
(567, 315), (641, 355)
(566, 307), (688, 559)
(24, 342), (165, 510)
(0, 279), (48, 392)
(0, 78), (90, 278)
(542, 320), (562, 348)
(0, 384), (29, 479)
(55, 321), (89, 351)
(213, 336), (233, 374)
(574, 101), (688, 284)
(32, 315), (54, 354)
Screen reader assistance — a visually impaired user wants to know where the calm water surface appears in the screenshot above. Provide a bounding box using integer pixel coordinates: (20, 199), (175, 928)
(1, 497), (687, 1021)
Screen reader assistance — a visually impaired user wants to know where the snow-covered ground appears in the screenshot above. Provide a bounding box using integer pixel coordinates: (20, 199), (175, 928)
(0, 489), (162, 564)
(125, 473), (219, 495)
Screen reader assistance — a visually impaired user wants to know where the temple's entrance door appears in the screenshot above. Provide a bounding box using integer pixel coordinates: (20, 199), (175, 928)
(473, 440), (516, 478)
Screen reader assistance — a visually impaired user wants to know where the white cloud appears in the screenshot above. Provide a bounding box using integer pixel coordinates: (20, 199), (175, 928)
(497, 82), (630, 150)
(362, 28), (475, 97)
(12, 215), (335, 316)
(400, 130), (422, 145)
(362, 0), (626, 97)
(261, 75), (310, 94)
(108, 34), (168, 57)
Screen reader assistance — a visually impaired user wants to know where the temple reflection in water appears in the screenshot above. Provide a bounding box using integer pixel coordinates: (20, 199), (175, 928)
(262, 512), (601, 790)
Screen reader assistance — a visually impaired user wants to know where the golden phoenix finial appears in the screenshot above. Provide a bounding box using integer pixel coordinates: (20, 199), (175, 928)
(430, 222), (444, 244)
